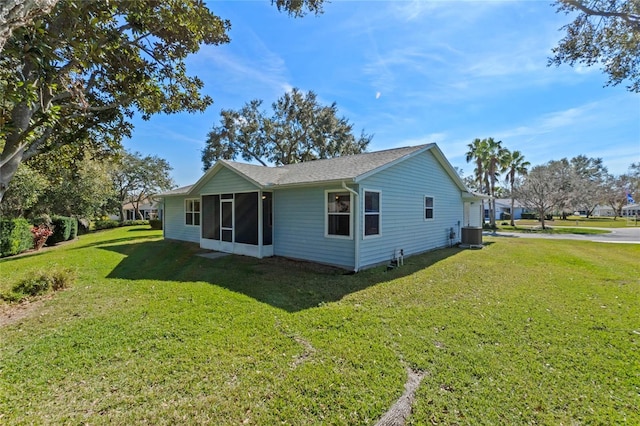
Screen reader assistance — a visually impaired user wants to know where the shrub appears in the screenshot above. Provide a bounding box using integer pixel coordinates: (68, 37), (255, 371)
(149, 219), (162, 230)
(521, 213), (537, 220)
(2, 268), (76, 302)
(48, 215), (76, 245)
(77, 218), (90, 235)
(12, 273), (52, 297)
(31, 224), (53, 250)
(93, 219), (121, 230)
(69, 217), (79, 240)
(0, 218), (33, 257)
(122, 220), (149, 226)
(49, 268), (76, 291)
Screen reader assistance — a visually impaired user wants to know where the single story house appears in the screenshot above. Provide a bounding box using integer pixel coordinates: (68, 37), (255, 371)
(622, 203), (639, 217)
(488, 198), (530, 221)
(109, 197), (161, 221)
(158, 144), (484, 271)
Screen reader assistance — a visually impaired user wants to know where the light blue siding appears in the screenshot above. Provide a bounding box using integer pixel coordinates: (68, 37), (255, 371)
(358, 150), (463, 268)
(273, 187), (355, 269)
(163, 196), (200, 243)
(199, 167), (258, 194)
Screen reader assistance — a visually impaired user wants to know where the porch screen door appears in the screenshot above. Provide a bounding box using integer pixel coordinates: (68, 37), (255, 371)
(221, 195), (233, 242)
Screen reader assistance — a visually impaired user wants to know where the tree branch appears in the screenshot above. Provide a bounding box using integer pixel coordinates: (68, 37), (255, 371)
(561, 0), (640, 31)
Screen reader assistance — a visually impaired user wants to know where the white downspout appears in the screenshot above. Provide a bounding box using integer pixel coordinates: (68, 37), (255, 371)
(342, 181), (359, 272)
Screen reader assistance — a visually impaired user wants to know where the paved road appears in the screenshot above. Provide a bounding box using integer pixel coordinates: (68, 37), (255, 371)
(486, 227), (640, 244)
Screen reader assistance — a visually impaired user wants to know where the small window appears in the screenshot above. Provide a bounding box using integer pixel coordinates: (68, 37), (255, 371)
(364, 191), (380, 236)
(185, 199), (201, 226)
(327, 191), (351, 237)
(425, 196), (434, 220)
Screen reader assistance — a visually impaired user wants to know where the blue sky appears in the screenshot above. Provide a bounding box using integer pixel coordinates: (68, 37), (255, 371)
(123, 0), (640, 188)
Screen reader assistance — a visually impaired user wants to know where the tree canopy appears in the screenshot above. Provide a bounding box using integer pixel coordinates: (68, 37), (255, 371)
(550, 0), (640, 92)
(202, 88), (372, 170)
(111, 151), (175, 222)
(0, 0), (326, 203)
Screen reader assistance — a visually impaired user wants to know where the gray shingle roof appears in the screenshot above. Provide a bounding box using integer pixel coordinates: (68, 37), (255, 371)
(223, 144), (432, 187)
(159, 143), (470, 197)
(160, 185), (193, 196)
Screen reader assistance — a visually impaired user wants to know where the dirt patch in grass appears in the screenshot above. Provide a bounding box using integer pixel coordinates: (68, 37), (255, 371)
(375, 368), (427, 426)
(0, 296), (52, 327)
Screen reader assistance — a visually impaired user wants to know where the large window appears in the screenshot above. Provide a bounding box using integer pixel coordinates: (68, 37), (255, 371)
(364, 190), (380, 236)
(424, 196), (434, 220)
(327, 191), (351, 237)
(185, 199), (200, 226)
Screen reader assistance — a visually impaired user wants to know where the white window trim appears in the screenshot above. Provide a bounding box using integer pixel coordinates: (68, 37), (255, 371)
(325, 189), (353, 240)
(185, 198), (201, 227)
(424, 195), (435, 221)
(363, 189), (381, 239)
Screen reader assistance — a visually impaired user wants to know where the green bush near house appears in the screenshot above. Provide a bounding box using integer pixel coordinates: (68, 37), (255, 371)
(2, 268), (76, 302)
(0, 218), (32, 257)
(149, 219), (162, 230)
(69, 217), (79, 240)
(93, 219), (121, 230)
(122, 220), (149, 226)
(47, 216), (74, 245)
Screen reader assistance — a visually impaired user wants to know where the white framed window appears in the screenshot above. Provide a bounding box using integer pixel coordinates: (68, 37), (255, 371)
(326, 190), (352, 238)
(364, 190), (381, 237)
(424, 196), (434, 220)
(185, 199), (201, 226)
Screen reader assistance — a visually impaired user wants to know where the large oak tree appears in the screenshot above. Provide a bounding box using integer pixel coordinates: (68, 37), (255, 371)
(0, 0), (325, 203)
(202, 88), (372, 170)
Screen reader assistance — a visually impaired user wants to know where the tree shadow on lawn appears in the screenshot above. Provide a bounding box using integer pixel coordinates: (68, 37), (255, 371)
(101, 239), (464, 312)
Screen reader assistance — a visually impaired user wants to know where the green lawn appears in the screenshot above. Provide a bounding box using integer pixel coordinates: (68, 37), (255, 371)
(497, 225), (610, 235)
(514, 216), (639, 228)
(1, 227), (639, 424)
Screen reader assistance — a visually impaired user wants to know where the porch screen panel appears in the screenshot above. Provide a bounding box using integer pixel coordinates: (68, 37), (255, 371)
(202, 195), (220, 240)
(235, 192), (258, 245)
(262, 193), (273, 245)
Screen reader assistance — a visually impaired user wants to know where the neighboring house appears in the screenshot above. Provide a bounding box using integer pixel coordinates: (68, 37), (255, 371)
(158, 144), (484, 271)
(110, 198), (161, 221)
(622, 203), (640, 217)
(593, 204), (639, 218)
(487, 198), (530, 222)
(593, 205), (616, 217)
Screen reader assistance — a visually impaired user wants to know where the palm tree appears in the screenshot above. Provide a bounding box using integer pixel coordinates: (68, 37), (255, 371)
(465, 138), (487, 193)
(466, 138), (488, 223)
(503, 149), (530, 226)
(484, 137), (507, 227)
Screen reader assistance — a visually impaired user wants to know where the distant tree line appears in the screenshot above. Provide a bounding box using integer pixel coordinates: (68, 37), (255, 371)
(0, 148), (175, 222)
(464, 137), (639, 229)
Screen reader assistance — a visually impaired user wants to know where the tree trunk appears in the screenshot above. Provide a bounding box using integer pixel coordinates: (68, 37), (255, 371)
(0, 0), (59, 52)
(510, 198), (515, 227)
(0, 102), (34, 204)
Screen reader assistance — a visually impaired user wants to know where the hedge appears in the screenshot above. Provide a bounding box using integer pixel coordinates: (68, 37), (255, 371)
(70, 217), (79, 240)
(149, 219), (162, 230)
(47, 216), (75, 245)
(0, 218), (33, 257)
